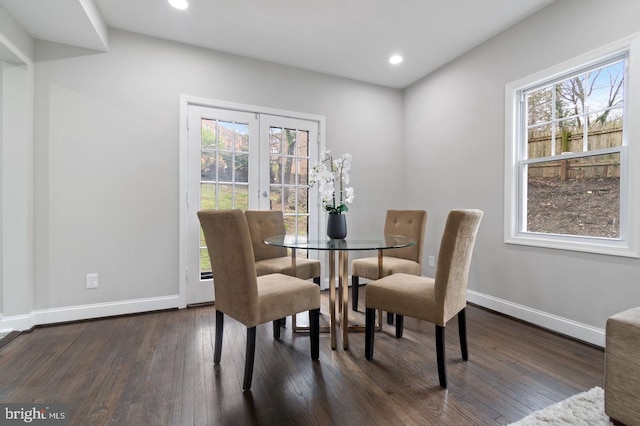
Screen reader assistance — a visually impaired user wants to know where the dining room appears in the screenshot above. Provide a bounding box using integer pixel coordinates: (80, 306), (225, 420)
(2, 0), (640, 424)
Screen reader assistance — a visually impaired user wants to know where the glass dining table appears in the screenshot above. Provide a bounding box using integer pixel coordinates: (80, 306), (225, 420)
(264, 234), (416, 350)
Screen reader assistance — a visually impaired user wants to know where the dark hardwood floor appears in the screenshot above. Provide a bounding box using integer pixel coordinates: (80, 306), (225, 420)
(0, 290), (604, 425)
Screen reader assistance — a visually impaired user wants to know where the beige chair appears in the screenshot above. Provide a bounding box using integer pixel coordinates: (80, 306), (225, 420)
(198, 209), (320, 391)
(351, 210), (427, 322)
(245, 210), (321, 285)
(364, 209), (483, 389)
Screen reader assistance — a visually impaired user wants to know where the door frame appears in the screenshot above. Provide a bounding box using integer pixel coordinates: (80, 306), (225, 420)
(178, 95), (326, 307)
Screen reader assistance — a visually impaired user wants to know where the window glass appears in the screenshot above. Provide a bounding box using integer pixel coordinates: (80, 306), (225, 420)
(268, 126), (311, 237)
(526, 153), (620, 238)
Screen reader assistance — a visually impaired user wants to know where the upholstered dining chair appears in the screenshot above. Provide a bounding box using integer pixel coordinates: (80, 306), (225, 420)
(364, 209), (483, 389)
(246, 210), (321, 330)
(351, 210), (427, 321)
(197, 209), (320, 391)
(245, 210), (321, 285)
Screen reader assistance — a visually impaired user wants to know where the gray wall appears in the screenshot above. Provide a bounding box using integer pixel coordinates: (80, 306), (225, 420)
(29, 30), (403, 314)
(404, 0), (640, 344)
(1, 4), (34, 326)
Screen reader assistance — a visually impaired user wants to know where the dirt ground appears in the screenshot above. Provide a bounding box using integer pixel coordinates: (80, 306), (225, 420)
(527, 177), (620, 238)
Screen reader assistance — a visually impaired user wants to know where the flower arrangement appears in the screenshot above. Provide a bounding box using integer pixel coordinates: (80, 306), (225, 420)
(309, 150), (354, 215)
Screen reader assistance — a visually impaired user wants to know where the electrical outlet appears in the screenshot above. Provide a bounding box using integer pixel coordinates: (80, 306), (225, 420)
(86, 273), (99, 289)
(428, 256), (435, 268)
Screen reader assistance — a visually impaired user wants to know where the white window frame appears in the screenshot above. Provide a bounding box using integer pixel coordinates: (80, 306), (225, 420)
(504, 33), (640, 258)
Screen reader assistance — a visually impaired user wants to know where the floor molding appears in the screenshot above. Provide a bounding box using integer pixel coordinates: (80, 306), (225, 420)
(1, 289), (606, 348)
(0, 295), (181, 333)
(467, 289), (605, 347)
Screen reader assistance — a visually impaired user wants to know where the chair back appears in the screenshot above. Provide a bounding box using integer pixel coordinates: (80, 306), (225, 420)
(245, 210), (288, 261)
(383, 210), (427, 264)
(197, 209), (259, 326)
(434, 209), (483, 323)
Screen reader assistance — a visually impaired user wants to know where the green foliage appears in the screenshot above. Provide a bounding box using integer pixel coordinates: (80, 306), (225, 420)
(199, 184), (247, 273)
(326, 204), (348, 214)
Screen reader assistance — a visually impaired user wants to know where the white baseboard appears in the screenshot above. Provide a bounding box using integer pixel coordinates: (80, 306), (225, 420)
(0, 295), (181, 333)
(467, 290), (605, 348)
(1, 289), (606, 348)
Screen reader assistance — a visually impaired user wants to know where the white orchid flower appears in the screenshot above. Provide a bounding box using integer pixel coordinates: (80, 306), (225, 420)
(341, 171), (350, 185)
(342, 153), (352, 170)
(308, 151), (354, 214)
(319, 149), (331, 161)
(344, 187), (355, 204)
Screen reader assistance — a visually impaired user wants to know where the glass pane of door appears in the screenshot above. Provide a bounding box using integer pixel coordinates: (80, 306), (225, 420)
(260, 115), (319, 259)
(187, 106), (259, 304)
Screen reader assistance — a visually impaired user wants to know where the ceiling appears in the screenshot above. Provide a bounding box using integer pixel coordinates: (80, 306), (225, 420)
(0, 0), (556, 88)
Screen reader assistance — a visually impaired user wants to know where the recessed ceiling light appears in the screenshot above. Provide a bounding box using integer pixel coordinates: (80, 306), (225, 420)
(169, 0), (188, 10)
(389, 55), (403, 65)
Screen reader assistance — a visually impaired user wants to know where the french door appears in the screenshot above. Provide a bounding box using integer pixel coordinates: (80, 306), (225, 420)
(185, 103), (320, 304)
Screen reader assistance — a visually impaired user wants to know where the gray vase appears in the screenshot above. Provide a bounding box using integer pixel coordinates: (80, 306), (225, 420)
(327, 214), (347, 239)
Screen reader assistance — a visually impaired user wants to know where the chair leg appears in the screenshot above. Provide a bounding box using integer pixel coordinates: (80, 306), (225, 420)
(395, 314), (404, 338)
(313, 277), (321, 286)
(436, 325), (447, 388)
(458, 308), (468, 361)
(214, 310), (224, 365)
(273, 320), (281, 340)
(352, 276), (359, 311)
(387, 312), (394, 325)
(243, 326), (257, 391)
(309, 308), (320, 360)
(365, 308), (376, 360)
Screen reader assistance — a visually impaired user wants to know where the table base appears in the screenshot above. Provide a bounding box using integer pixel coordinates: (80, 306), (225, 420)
(291, 247), (383, 350)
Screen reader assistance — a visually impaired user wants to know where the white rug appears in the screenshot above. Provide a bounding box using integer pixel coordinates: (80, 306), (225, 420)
(509, 387), (613, 425)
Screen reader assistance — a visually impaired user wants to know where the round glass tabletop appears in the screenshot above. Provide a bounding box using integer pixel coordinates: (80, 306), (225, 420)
(264, 234), (416, 251)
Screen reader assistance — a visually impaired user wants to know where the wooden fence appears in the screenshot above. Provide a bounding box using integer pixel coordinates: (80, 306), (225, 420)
(528, 125), (621, 180)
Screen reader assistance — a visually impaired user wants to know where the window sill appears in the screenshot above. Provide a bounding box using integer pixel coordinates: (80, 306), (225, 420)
(505, 232), (639, 258)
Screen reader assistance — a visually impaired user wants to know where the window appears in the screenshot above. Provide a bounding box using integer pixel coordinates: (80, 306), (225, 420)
(505, 34), (640, 257)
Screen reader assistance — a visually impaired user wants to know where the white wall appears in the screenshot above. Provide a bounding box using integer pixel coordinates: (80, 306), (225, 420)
(0, 4), (34, 332)
(404, 0), (640, 346)
(2, 62), (33, 316)
(4, 29), (403, 328)
(0, 3), (33, 62)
